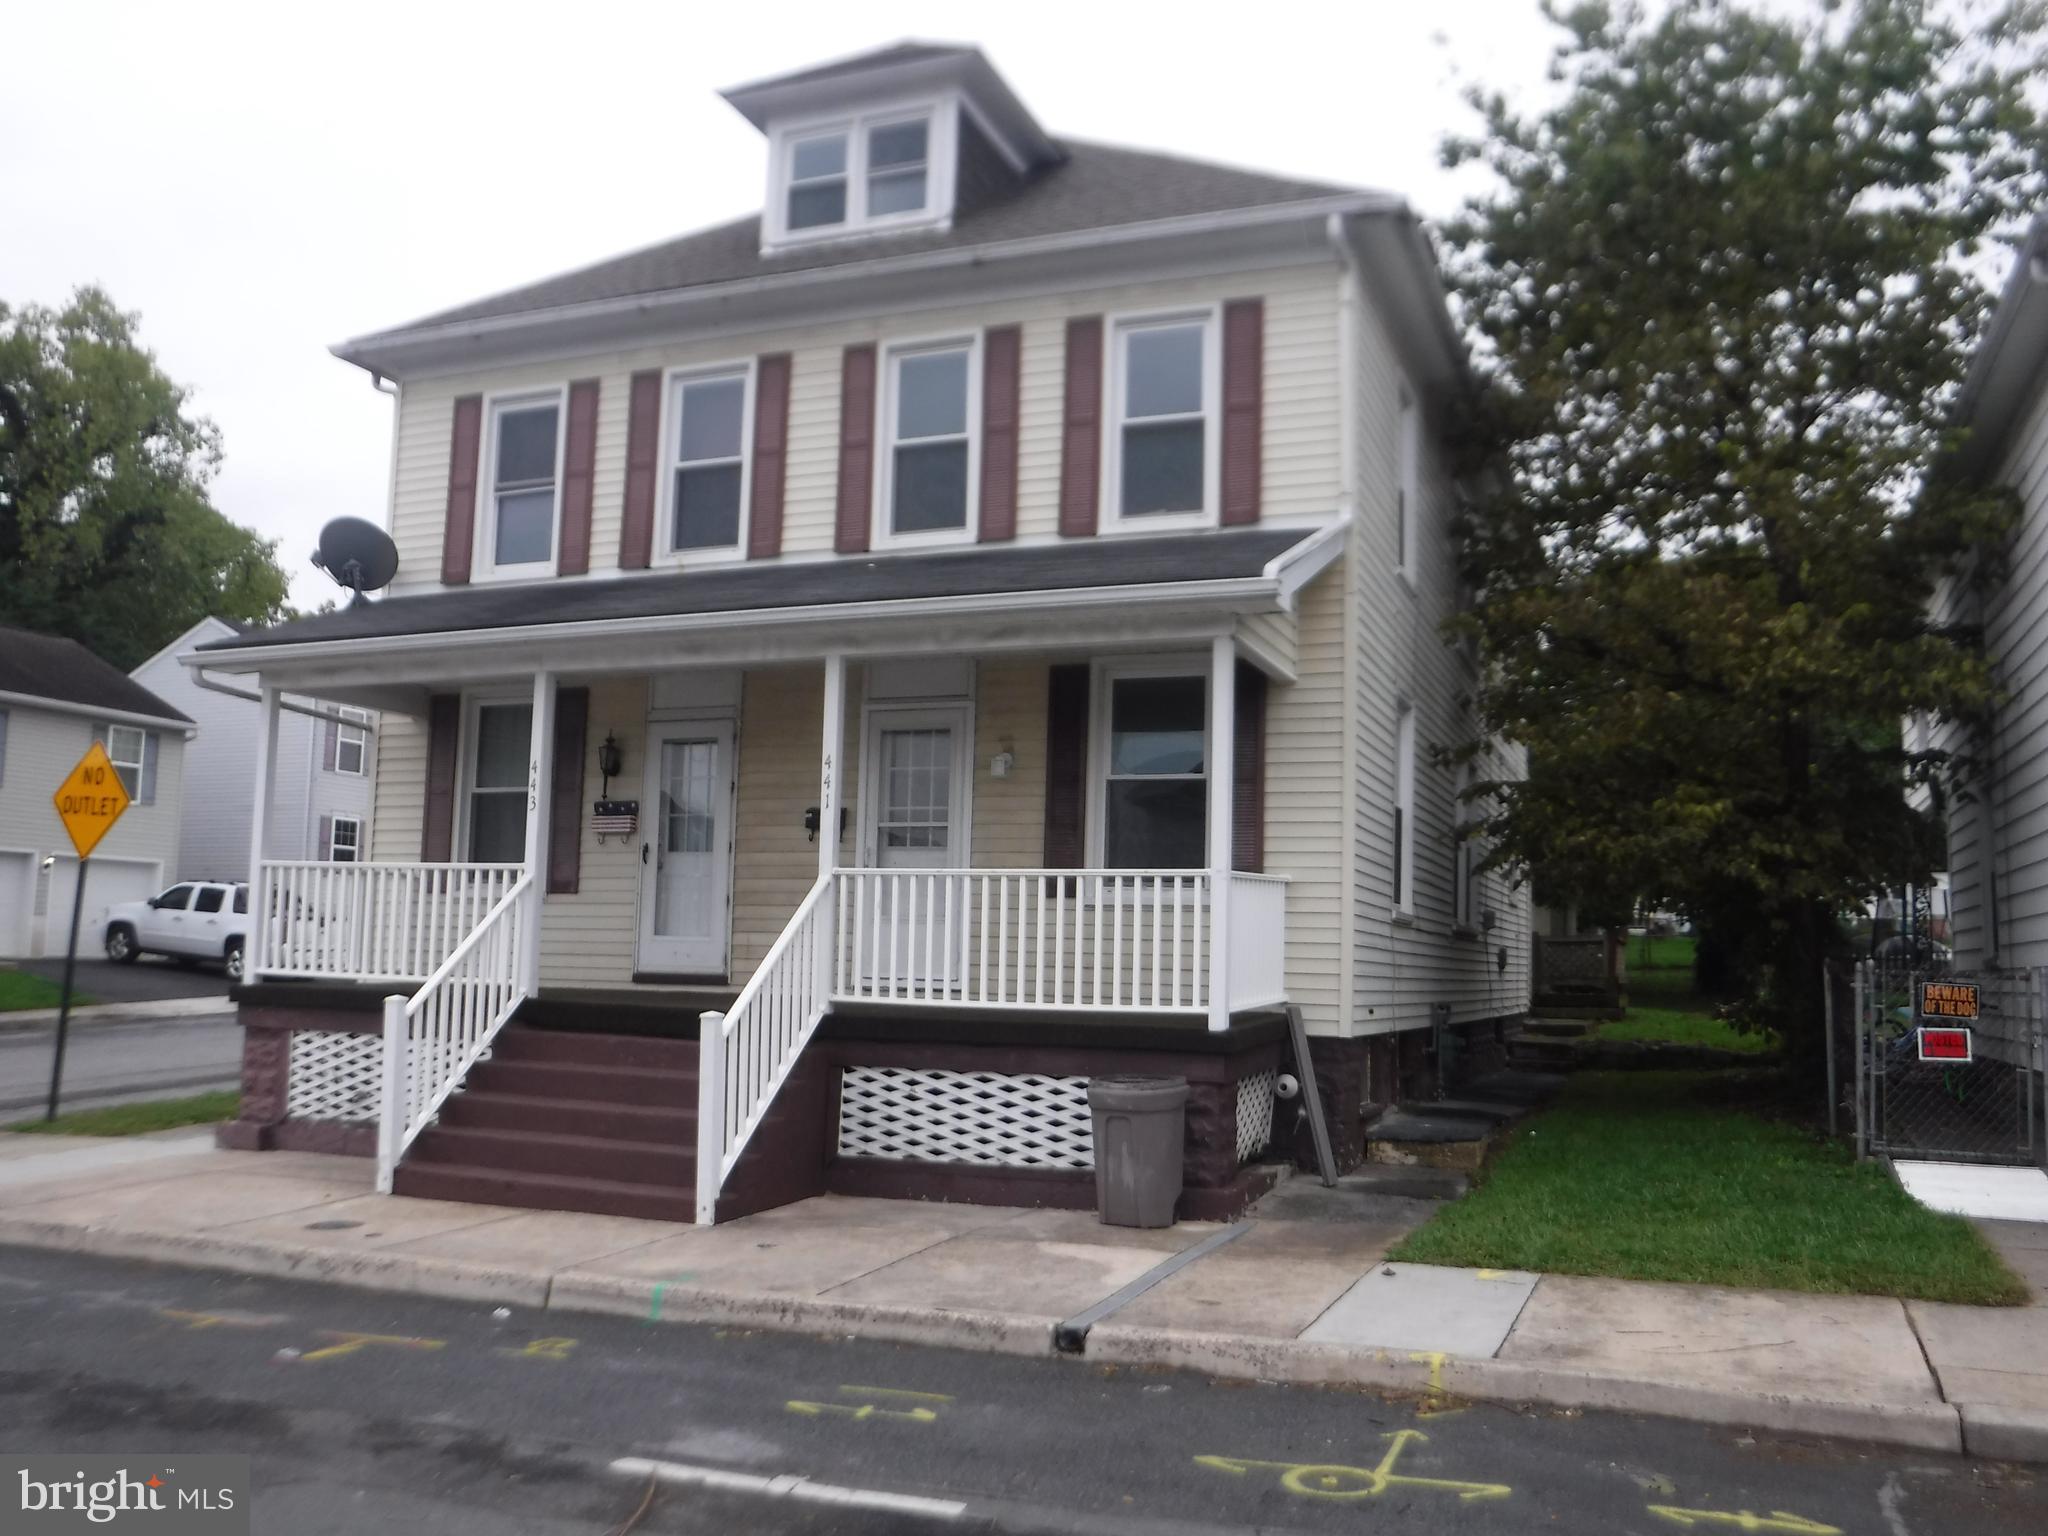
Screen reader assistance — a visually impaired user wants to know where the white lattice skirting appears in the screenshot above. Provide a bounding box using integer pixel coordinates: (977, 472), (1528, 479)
(838, 1067), (1095, 1168)
(1235, 1069), (1278, 1163)
(286, 1031), (382, 1123)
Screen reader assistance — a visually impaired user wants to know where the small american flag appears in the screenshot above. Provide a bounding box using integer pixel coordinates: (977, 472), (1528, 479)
(591, 800), (638, 839)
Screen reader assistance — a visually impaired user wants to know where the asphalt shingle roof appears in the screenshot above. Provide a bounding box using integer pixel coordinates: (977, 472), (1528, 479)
(199, 529), (1312, 652)
(0, 627), (192, 723)
(381, 141), (1361, 336)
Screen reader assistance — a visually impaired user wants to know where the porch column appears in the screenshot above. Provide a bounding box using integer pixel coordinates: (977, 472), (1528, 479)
(246, 683), (281, 980)
(818, 654), (846, 880)
(1208, 635), (1236, 1032)
(521, 671), (557, 995)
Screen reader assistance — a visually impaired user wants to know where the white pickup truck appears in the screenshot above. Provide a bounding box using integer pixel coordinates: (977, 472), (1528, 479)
(104, 881), (249, 980)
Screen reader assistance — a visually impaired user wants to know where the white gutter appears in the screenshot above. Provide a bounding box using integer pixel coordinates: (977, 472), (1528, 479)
(179, 663), (378, 733)
(0, 689), (195, 738)
(334, 193), (1403, 371)
(1263, 514), (1351, 611)
(189, 570), (1299, 672)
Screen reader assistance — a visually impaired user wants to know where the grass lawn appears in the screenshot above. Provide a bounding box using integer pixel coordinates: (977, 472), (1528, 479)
(0, 972), (90, 1012)
(1389, 1071), (2028, 1305)
(8, 1092), (239, 1137)
(1626, 933), (1697, 975)
(1601, 1005), (1775, 1054)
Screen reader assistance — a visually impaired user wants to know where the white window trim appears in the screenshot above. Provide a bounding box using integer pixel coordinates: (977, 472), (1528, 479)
(1085, 653), (1213, 871)
(762, 97), (959, 251)
(328, 814), (362, 864)
(104, 723), (147, 798)
(873, 331), (982, 552)
(473, 385), (570, 583)
(334, 707), (369, 777)
(1101, 305), (1223, 536)
(1396, 383), (1421, 590)
(656, 359), (757, 566)
(458, 690), (536, 865)
(1393, 704), (1417, 919)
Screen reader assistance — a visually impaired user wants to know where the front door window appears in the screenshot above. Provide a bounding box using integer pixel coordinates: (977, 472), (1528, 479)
(639, 723), (733, 975)
(468, 703), (531, 863)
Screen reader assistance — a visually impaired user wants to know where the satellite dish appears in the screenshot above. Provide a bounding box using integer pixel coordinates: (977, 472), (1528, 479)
(311, 517), (400, 606)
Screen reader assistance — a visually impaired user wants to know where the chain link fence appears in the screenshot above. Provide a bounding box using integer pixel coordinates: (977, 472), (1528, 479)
(1853, 959), (2047, 1168)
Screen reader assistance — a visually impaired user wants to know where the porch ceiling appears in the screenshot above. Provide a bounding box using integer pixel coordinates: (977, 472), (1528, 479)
(186, 524), (1342, 705)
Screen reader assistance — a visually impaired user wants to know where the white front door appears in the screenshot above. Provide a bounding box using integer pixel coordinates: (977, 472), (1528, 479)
(860, 706), (970, 989)
(637, 722), (735, 975)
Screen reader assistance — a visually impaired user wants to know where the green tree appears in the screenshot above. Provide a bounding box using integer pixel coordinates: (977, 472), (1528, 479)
(1445, 0), (2044, 1074)
(0, 287), (290, 670)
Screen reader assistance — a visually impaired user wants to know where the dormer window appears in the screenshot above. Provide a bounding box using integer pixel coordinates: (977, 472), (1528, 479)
(767, 106), (951, 247)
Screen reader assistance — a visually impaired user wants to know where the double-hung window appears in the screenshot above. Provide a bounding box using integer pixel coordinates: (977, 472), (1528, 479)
(1099, 670), (1208, 869)
(668, 369), (750, 555)
(1110, 314), (1215, 527)
(484, 394), (562, 573)
(881, 339), (975, 543)
(328, 815), (361, 864)
(787, 131), (850, 230)
(467, 702), (533, 863)
(335, 708), (368, 776)
(97, 723), (153, 803)
(775, 111), (939, 242)
(1397, 386), (1420, 578)
(865, 118), (928, 216)
(1393, 705), (1416, 914)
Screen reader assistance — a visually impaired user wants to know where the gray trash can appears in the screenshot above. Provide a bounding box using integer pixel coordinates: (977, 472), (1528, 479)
(1087, 1075), (1189, 1228)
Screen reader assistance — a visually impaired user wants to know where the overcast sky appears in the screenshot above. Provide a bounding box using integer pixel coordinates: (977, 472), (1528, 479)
(9, 1), (1577, 607)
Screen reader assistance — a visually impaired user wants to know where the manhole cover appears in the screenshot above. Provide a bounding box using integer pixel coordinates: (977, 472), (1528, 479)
(305, 1219), (363, 1231)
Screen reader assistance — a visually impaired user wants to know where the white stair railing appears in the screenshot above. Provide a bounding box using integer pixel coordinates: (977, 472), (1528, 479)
(696, 874), (834, 1225)
(832, 869), (1214, 1012)
(257, 861), (523, 982)
(1226, 872), (1290, 1011)
(376, 871), (534, 1193)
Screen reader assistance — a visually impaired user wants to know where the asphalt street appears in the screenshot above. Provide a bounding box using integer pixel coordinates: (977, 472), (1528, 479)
(16, 956), (233, 1005)
(0, 1245), (2039, 1535)
(0, 1013), (240, 1117)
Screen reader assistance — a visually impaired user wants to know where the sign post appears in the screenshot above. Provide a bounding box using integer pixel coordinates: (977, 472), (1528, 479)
(46, 742), (131, 1121)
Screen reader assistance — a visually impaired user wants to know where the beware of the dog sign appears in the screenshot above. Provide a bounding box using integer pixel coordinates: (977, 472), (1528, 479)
(1919, 981), (1980, 1021)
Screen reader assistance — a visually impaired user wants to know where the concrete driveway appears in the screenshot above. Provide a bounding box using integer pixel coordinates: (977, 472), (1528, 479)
(13, 956), (231, 1005)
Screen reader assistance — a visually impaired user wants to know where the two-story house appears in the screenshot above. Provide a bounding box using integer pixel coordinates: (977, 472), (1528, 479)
(135, 617), (379, 881)
(0, 626), (194, 959)
(189, 43), (1531, 1223)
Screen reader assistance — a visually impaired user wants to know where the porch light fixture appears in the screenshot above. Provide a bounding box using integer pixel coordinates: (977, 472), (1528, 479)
(598, 732), (624, 797)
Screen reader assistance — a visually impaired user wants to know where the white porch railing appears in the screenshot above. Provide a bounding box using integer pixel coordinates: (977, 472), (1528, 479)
(696, 873), (835, 1225)
(375, 871), (534, 1193)
(255, 861), (523, 982)
(1226, 872), (1289, 1011)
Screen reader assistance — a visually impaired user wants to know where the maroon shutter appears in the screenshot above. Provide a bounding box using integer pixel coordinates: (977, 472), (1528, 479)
(979, 324), (1022, 542)
(749, 353), (793, 559)
(620, 370), (662, 570)
(1221, 298), (1264, 526)
(559, 378), (601, 575)
(320, 716), (339, 772)
(835, 344), (877, 554)
(1042, 664), (1091, 867)
(441, 395), (483, 585)
(548, 687), (588, 895)
(421, 694), (461, 862)
(1058, 317), (1103, 537)
(317, 815), (333, 862)
(1232, 661), (1266, 873)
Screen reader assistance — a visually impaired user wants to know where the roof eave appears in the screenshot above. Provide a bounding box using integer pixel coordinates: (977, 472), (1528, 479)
(1955, 215), (2048, 477)
(331, 193), (1401, 378)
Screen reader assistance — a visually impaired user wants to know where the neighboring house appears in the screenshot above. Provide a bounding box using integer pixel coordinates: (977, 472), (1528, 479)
(190, 43), (1532, 1222)
(0, 626), (194, 958)
(133, 617), (378, 881)
(1927, 214), (2048, 973)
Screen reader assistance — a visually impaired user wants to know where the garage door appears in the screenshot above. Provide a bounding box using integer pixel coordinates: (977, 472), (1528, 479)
(0, 852), (32, 959)
(41, 857), (161, 958)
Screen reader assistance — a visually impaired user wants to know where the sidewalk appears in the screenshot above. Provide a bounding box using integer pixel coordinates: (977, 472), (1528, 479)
(0, 1135), (2041, 1462)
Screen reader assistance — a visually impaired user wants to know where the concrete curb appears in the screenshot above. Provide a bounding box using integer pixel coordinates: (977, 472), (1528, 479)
(0, 1218), (2012, 1462)
(0, 997), (233, 1031)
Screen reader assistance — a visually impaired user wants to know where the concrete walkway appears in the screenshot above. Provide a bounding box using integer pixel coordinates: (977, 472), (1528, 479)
(0, 1137), (2042, 1462)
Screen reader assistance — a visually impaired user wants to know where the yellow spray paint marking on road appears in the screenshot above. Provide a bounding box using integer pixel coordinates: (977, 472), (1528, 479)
(786, 1385), (954, 1424)
(501, 1337), (578, 1361)
(1196, 1430), (1510, 1502)
(159, 1309), (282, 1331)
(1409, 1350), (1465, 1418)
(296, 1331), (447, 1363)
(1646, 1508), (1841, 1534)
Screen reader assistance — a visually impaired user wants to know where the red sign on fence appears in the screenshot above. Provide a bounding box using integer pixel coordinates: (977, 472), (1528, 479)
(1917, 1027), (1973, 1064)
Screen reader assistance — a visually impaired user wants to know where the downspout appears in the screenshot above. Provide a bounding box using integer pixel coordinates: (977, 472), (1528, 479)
(1329, 211), (1363, 1040)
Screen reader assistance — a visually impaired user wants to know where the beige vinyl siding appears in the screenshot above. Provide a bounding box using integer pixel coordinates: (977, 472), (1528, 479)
(537, 678), (648, 987)
(368, 710), (427, 864)
(1940, 375), (2048, 970)
(972, 661), (1048, 868)
(1265, 564), (1346, 1033)
(1344, 272), (1531, 1034)
(385, 263), (1341, 592)
(1237, 608), (1298, 680)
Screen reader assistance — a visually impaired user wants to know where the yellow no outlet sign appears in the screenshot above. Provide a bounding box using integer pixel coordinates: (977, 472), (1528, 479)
(53, 741), (131, 857)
